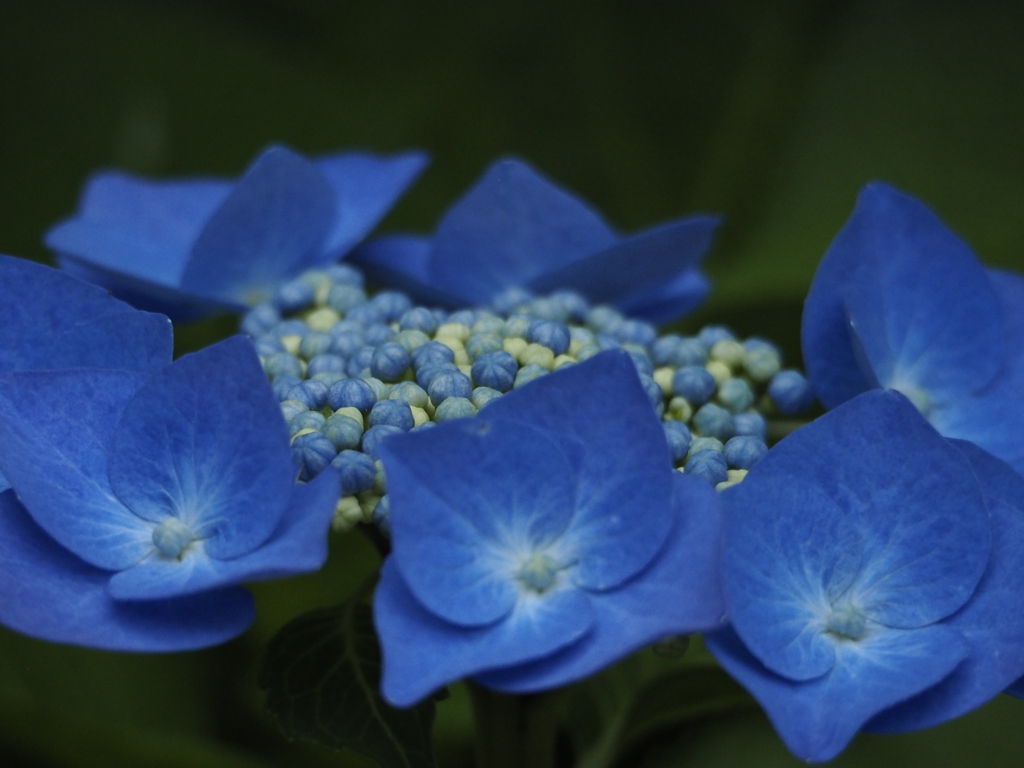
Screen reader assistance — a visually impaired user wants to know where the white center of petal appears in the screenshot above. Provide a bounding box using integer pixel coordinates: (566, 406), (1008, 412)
(894, 386), (931, 419)
(517, 552), (561, 593)
(152, 517), (195, 559)
(825, 602), (868, 642)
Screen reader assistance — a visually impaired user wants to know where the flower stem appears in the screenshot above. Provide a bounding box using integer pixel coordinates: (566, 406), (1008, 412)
(468, 683), (566, 768)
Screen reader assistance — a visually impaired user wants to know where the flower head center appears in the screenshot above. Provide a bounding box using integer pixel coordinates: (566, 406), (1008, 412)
(152, 517), (195, 559)
(825, 602), (868, 642)
(894, 386), (931, 419)
(517, 552), (561, 593)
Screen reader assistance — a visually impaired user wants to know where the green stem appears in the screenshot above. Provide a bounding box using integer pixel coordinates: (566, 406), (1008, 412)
(468, 683), (567, 768)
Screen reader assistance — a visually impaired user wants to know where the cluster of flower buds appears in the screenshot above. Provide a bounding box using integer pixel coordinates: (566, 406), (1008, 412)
(242, 263), (814, 533)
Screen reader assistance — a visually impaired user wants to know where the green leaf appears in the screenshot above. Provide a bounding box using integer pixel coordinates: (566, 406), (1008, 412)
(259, 580), (436, 768)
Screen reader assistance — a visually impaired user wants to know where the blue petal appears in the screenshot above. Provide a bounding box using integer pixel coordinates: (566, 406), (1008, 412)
(929, 396), (1024, 476)
(107, 468), (339, 600)
(44, 172), (231, 287)
(314, 151), (429, 257)
(0, 254), (172, 373)
(0, 490), (253, 651)
(429, 159), (617, 304)
(867, 442), (1024, 731)
(0, 470), (8, 494)
(527, 215), (719, 304)
(108, 336), (295, 560)
(723, 391), (990, 680)
(379, 417), (576, 626)
(474, 472), (726, 692)
(985, 268), (1024, 397)
(613, 268), (711, 325)
(374, 558), (594, 707)
(481, 350), (675, 590)
(0, 369), (153, 570)
(181, 146), (337, 305)
(348, 235), (466, 307)
(803, 183), (1003, 409)
(706, 623), (968, 764)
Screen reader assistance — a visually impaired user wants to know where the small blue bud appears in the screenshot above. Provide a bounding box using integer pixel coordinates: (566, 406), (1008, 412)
(685, 449), (729, 485)
(732, 411), (768, 441)
(471, 350), (518, 392)
(254, 335), (285, 357)
(369, 399), (415, 432)
(416, 361), (459, 389)
(614, 318), (657, 348)
(331, 449), (376, 495)
(435, 396), (478, 422)
(280, 399), (309, 422)
(688, 437), (724, 457)
(672, 366), (717, 405)
(361, 424), (404, 460)
(311, 371), (346, 388)
(326, 263), (364, 286)
(724, 436), (768, 469)
(596, 333), (621, 351)
(291, 431), (337, 481)
(663, 421), (693, 463)
(471, 386), (504, 409)
(323, 412), (364, 450)
(428, 370), (474, 405)
(652, 335), (684, 366)
(718, 378), (755, 413)
(370, 291), (413, 322)
(743, 341), (782, 383)
(388, 381), (430, 409)
(289, 410), (326, 437)
(285, 379), (329, 410)
(328, 377), (377, 413)
(528, 320), (571, 355)
(411, 340), (455, 369)
(327, 283), (368, 313)
(364, 322), (397, 346)
(502, 314), (533, 339)
(627, 348), (654, 377)
(472, 316), (506, 336)
(306, 353), (346, 377)
(241, 303), (281, 336)
(548, 289), (589, 321)
(493, 286), (534, 314)
(411, 421), (437, 432)
(273, 278), (315, 313)
(273, 319), (310, 338)
(638, 373), (663, 409)
(394, 329), (431, 353)
(372, 494), (391, 533)
(330, 330), (364, 358)
(528, 296), (567, 321)
(346, 302), (387, 326)
(346, 345), (377, 377)
(299, 331), (334, 359)
(514, 363), (548, 388)
(263, 352), (304, 380)
(370, 342), (412, 382)
(587, 306), (624, 334)
(272, 374), (303, 401)
(466, 333), (505, 361)
(768, 370), (815, 415)
(693, 403), (734, 441)
(447, 309), (479, 327)
(698, 325), (734, 347)
(569, 326), (597, 347)
(399, 306), (440, 335)
(362, 377), (388, 400)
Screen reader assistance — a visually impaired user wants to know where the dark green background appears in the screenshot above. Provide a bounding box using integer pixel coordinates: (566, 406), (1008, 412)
(1, 1), (1023, 765)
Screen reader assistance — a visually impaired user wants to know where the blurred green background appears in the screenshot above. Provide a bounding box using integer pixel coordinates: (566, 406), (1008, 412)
(2, 1), (1023, 765)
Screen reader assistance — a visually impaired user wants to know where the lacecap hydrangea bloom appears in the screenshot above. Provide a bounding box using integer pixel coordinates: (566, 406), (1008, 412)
(706, 390), (1024, 762)
(372, 350), (726, 706)
(0, 253), (174, 493)
(802, 182), (1024, 473)
(350, 158), (720, 324)
(46, 145), (428, 320)
(0, 330), (339, 651)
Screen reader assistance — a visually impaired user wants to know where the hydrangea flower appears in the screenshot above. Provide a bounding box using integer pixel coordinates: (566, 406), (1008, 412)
(0, 336), (339, 651)
(802, 182), (1024, 473)
(46, 146), (428, 320)
(372, 350), (725, 706)
(350, 159), (720, 324)
(705, 390), (1024, 762)
(0, 253), (174, 493)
